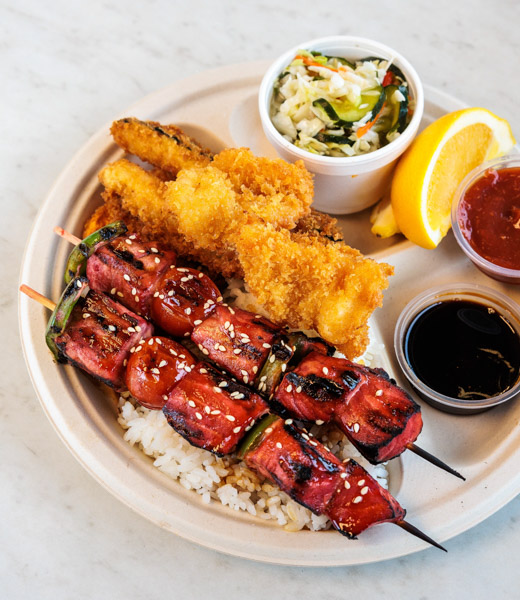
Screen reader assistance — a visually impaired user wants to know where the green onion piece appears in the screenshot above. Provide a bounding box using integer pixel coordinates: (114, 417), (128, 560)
(64, 221), (128, 284)
(255, 335), (294, 396)
(45, 276), (90, 362)
(236, 414), (280, 459)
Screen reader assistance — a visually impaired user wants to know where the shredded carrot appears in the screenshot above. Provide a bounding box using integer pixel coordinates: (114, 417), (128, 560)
(294, 54), (339, 73)
(356, 101), (387, 139)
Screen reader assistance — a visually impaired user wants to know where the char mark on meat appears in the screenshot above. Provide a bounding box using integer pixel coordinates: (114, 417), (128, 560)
(285, 372), (344, 401)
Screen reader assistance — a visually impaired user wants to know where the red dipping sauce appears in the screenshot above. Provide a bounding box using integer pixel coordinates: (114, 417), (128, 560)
(458, 166), (520, 270)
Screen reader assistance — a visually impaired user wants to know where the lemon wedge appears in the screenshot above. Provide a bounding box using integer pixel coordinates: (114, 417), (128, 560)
(370, 191), (400, 238)
(390, 107), (516, 249)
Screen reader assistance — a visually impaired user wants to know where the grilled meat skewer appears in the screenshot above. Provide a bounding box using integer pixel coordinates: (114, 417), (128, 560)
(21, 281), (446, 550)
(55, 223), (463, 479)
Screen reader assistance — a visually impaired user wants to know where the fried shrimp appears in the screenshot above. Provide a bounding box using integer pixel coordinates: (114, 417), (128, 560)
(110, 118), (212, 175)
(234, 223), (393, 359)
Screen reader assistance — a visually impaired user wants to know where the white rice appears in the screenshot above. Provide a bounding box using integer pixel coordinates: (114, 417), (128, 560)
(117, 281), (389, 532)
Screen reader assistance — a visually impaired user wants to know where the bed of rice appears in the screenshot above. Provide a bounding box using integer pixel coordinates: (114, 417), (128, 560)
(117, 281), (390, 532)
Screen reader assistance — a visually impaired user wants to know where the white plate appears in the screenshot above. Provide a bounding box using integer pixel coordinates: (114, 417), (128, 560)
(19, 61), (520, 566)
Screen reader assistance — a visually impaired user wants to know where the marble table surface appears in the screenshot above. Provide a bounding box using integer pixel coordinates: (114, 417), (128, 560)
(4, 0), (520, 597)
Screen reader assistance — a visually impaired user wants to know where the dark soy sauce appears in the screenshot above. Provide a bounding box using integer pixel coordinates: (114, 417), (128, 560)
(404, 300), (520, 400)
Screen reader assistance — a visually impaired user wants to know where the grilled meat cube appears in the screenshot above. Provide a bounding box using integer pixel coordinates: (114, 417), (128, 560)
(54, 290), (152, 390)
(191, 304), (280, 384)
(150, 267), (222, 337)
(271, 351), (349, 423)
(86, 234), (176, 316)
(243, 416), (406, 534)
(162, 362), (269, 455)
(326, 459), (406, 539)
(243, 417), (343, 514)
(334, 365), (423, 463)
(272, 352), (422, 463)
(124, 336), (197, 410)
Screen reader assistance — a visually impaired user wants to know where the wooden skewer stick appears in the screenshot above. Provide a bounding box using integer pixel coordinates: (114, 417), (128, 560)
(407, 443), (465, 481)
(53, 226), (465, 483)
(53, 226), (81, 246)
(19, 284), (56, 311)
(397, 520), (447, 552)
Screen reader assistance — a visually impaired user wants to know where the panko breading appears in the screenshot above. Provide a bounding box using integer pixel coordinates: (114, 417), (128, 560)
(234, 223), (393, 359)
(111, 118), (212, 175)
(96, 161), (242, 278)
(211, 148), (313, 230)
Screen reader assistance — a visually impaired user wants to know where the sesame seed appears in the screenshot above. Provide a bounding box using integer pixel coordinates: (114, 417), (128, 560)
(281, 364), (287, 372)
(352, 496), (363, 504)
(125, 238), (132, 245)
(353, 423), (360, 433)
(296, 386), (302, 393)
(309, 440), (318, 446)
(252, 366), (258, 374)
(218, 345), (226, 352)
(185, 307), (191, 315)
(108, 325), (116, 332)
(159, 294), (164, 299)
(207, 299), (214, 305)
(199, 368), (207, 374)
(188, 400), (196, 408)
(375, 389), (383, 397)
(127, 326), (136, 333)
(219, 381), (228, 388)
(134, 296), (139, 302)
(211, 410), (220, 415)
(225, 415), (236, 422)
(243, 376), (249, 384)
(276, 442), (282, 449)
(148, 339), (154, 345)
(265, 427), (273, 434)
(340, 472), (347, 479)
(322, 367), (329, 375)
(135, 326), (141, 332)
(185, 366), (192, 372)
(123, 359), (127, 366)
(123, 274), (131, 281)
(194, 320), (202, 325)
(159, 360), (168, 368)
(156, 339), (162, 344)
(315, 420), (324, 425)
(135, 346), (142, 352)
(302, 433), (310, 441)
(195, 412), (203, 420)
(153, 291), (159, 297)
(177, 268), (188, 272)
(285, 419), (293, 425)
(358, 479), (365, 486)
(163, 395), (168, 401)
(204, 406), (211, 414)
(110, 288), (116, 295)
(269, 355), (275, 363)
(233, 349), (242, 355)
(155, 257), (160, 264)
(344, 480), (351, 489)
(235, 393), (245, 400)
(214, 343), (219, 350)
(151, 368), (160, 375)
(180, 277), (189, 282)
(130, 347), (135, 353)
(361, 486), (369, 495)
(262, 343), (271, 349)
(199, 273), (204, 278)
(202, 348), (209, 355)
(224, 321), (230, 329)
(131, 288), (137, 295)
(76, 279), (82, 287)
(168, 290), (174, 296)
(150, 247), (158, 253)
(233, 426), (241, 434)
(260, 376), (267, 382)
(216, 296), (223, 302)
(286, 385), (293, 393)
(129, 235), (136, 240)
(213, 386), (222, 393)
(117, 292), (124, 298)
(83, 313), (90, 319)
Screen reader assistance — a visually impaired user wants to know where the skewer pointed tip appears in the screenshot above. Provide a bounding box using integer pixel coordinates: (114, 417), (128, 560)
(397, 520), (447, 552)
(407, 443), (466, 481)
